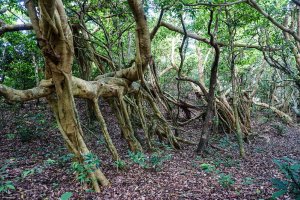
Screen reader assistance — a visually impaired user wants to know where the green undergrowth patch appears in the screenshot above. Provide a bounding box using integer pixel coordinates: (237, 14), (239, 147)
(12, 112), (49, 142)
(192, 153), (245, 189)
(270, 157), (300, 199)
(128, 150), (173, 172)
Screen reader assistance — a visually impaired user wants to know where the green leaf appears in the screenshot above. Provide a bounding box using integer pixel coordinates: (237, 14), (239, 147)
(290, 164), (300, 171)
(272, 190), (286, 198)
(271, 178), (288, 190)
(22, 169), (35, 178)
(60, 192), (73, 200)
(6, 184), (15, 190)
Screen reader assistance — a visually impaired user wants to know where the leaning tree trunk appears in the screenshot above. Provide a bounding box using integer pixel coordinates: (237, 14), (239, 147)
(73, 24), (95, 123)
(25, 0), (109, 191)
(196, 10), (220, 153)
(226, 9), (246, 158)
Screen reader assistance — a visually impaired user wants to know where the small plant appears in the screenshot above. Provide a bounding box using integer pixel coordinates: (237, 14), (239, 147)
(97, 136), (106, 145)
(153, 141), (173, 151)
(218, 173), (235, 188)
(114, 160), (127, 171)
(271, 157), (300, 199)
(60, 192), (73, 200)
(71, 162), (90, 184)
(243, 177), (254, 185)
(128, 151), (172, 171)
(224, 157), (240, 168)
(14, 113), (48, 142)
(161, 143), (173, 151)
(84, 153), (101, 168)
(149, 153), (172, 171)
(44, 158), (56, 166)
(0, 181), (15, 194)
(22, 168), (35, 179)
(200, 163), (216, 173)
(218, 137), (231, 148)
(272, 124), (287, 136)
(0, 163), (15, 194)
(59, 153), (74, 164)
(128, 151), (146, 167)
(71, 153), (101, 186)
(6, 133), (16, 140)
(33, 113), (46, 124)
(16, 125), (35, 142)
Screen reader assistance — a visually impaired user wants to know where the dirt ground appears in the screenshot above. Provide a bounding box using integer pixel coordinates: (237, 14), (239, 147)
(0, 100), (299, 199)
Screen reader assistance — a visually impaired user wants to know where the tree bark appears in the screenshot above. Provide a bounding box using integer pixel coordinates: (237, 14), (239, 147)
(196, 10), (220, 153)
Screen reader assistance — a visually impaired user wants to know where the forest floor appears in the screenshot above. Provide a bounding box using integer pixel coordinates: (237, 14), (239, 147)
(0, 100), (299, 200)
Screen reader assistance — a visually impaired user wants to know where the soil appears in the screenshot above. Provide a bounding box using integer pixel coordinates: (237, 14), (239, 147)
(0, 100), (299, 199)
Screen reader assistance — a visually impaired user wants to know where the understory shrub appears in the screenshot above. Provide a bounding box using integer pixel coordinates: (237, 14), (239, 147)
(128, 151), (172, 171)
(271, 157), (300, 199)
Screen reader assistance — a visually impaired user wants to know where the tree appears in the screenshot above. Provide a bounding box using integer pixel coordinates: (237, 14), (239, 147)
(0, 0), (182, 191)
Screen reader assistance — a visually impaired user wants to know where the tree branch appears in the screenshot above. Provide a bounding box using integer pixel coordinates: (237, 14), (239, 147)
(0, 82), (53, 102)
(182, 0), (247, 7)
(292, 0), (300, 7)
(247, 0), (300, 42)
(128, 0), (151, 72)
(150, 8), (164, 40)
(0, 76), (133, 103)
(0, 23), (33, 36)
(160, 21), (275, 51)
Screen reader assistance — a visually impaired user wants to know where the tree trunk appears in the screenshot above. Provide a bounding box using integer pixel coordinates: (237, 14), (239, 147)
(25, 0), (109, 191)
(197, 10), (220, 153)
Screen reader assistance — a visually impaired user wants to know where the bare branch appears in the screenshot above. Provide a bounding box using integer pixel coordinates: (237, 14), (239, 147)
(247, 0), (300, 42)
(0, 23), (33, 36)
(150, 8), (164, 40)
(0, 8), (7, 14)
(182, 0), (247, 7)
(292, 0), (300, 7)
(160, 21), (275, 51)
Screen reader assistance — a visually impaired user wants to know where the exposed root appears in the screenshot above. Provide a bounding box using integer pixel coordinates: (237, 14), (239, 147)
(93, 98), (120, 161)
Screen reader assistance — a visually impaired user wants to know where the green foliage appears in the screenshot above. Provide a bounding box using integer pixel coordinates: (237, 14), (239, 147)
(5, 133), (16, 140)
(218, 137), (231, 148)
(16, 125), (35, 142)
(218, 173), (235, 188)
(271, 157), (300, 199)
(21, 168), (35, 179)
(128, 151), (146, 167)
(243, 177), (254, 185)
(60, 192), (73, 200)
(44, 158), (56, 166)
(0, 181), (15, 194)
(149, 153), (172, 171)
(71, 153), (101, 186)
(200, 163), (216, 173)
(0, 163), (15, 194)
(59, 154), (74, 166)
(15, 113), (47, 142)
(272, 124), (287, 136)
(97, 136), (106, 145)
(128, 151), (172, 171)
(114, 160), (127, 171)
(153, 141), (173, 151)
